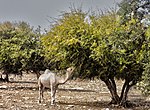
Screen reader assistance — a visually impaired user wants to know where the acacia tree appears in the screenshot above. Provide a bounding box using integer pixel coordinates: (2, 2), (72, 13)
(41, 8), (148, 107)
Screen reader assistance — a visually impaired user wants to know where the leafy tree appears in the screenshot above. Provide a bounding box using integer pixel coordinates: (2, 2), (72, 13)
(0, 21), (46, 81)
(41, 8), (148, 107)
(89, 13), (147, 106)
(42, 9), (90, 69)
(118, 0), (150, 25)
(21, 25), (47, 78)
(118, 0), (150, 96)
(0, 21), (22, 81)
(137, 26), (150, 95)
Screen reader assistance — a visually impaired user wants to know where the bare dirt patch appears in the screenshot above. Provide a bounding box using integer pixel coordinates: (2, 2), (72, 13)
(0, 74), (149, 110)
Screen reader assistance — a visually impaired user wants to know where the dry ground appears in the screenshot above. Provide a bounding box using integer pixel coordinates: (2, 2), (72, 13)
(0, 73), (150, 110)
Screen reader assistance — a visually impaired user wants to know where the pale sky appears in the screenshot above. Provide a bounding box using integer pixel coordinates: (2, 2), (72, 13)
(0, 0), (122, 29)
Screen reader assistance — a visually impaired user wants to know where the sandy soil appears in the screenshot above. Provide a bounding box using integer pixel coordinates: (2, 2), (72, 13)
(0, 73), (149, 110)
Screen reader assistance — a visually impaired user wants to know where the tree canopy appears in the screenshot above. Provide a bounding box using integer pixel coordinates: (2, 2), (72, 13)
(41, 7), (150, 106)
(0, 21), (46, 81)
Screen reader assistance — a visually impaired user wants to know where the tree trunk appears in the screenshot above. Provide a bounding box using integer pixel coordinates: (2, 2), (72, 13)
(3, 71), (9, 82)
(119, 80), (130, 107)
(120, 80), (128, 101)
(119, 80), (135, 107)
(103, 78), (120, 104)
(120, 85), (130, 107)
(110, 78), (120, 104)
(36, 71), (41, 79)
(102, 78), (134, 107)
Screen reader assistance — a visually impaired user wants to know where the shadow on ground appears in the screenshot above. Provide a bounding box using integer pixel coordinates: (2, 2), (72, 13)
(0, 81), (95, 93)
(57, 101), (108, 108)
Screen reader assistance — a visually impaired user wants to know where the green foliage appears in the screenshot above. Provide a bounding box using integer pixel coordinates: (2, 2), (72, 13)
(42, 10), (100, 77)
(42, 8), (145, 81)
(41, 8), (149, 105)
(137, 26), (150, 95)
(138, 63), (150, 95)
(118, 0), (150, 95)
(0, 21), (45, 74)
(40, 6), (150, 106)
(42, 10), (88, 68)
(118, 0), (150, 25)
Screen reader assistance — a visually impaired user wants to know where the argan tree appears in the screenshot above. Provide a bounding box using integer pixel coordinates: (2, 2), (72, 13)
(118, 0), (150, 97)
(137, 26), (150, 95)
(118, 0), (150, 24)
(41, 7), (149, 107)
(0, 21), (45, 81)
